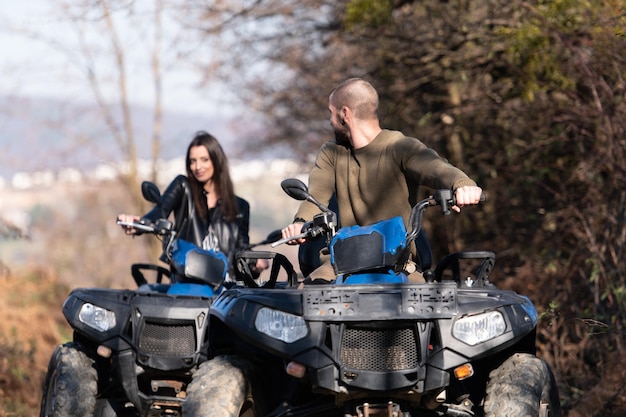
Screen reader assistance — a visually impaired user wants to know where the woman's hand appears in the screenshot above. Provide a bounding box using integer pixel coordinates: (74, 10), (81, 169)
(117, 214), (141, 235)
(253, 258), (269, 272)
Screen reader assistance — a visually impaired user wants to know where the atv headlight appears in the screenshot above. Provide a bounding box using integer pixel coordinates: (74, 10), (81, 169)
(254, 307), (308, 343)
(78, 303), (116, 332)
(452, 311), (506, 345)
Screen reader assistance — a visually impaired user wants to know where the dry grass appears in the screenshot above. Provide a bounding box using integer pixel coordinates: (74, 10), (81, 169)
(0, 267), (70, 417)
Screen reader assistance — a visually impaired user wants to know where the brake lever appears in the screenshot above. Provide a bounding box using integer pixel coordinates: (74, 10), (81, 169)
(270, 231), (309, 248)
(116, 220), (155, 233)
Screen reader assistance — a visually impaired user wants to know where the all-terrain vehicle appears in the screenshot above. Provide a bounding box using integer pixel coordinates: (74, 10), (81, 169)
(198, 178), (561, 417)
(40, 181), (245, 417)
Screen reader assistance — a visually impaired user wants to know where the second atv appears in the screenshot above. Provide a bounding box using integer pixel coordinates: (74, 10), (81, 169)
(41, 181), (235, 417)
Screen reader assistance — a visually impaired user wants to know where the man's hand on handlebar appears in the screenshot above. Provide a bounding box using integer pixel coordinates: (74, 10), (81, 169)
(452, 186), (483, 213)
(280, 221), (306, 245)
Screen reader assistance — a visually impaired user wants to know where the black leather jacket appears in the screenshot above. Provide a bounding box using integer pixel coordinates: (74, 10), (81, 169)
(141, 175), (250, 267)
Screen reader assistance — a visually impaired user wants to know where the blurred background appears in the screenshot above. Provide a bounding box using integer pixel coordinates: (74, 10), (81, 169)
(1, 1), (625, 416)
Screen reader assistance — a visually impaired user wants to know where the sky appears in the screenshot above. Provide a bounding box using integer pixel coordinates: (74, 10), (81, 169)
(0, 1), (231, 116)
(0, 1), (266, 181)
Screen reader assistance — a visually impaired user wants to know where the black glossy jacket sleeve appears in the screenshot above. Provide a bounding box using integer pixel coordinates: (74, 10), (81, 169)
(141, 175), (188, 225)
(140, 175), (251, 270)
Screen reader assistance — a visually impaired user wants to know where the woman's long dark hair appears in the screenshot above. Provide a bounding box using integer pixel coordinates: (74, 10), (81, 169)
(185, 131), (238, 222)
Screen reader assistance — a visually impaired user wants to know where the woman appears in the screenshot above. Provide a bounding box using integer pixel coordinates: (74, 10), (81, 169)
(118, 130), (266, 279)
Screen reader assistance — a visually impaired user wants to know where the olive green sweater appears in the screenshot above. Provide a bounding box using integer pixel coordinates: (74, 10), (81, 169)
(295, 129), (477, 228)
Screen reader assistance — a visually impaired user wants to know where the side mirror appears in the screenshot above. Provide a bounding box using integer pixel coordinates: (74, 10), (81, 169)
(141, 181), (162, 204)
(280, 178), (332, 213)
(280, 178), (310, 201)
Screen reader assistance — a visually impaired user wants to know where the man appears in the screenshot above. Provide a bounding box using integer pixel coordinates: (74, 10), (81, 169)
(281, 78), (483, 282)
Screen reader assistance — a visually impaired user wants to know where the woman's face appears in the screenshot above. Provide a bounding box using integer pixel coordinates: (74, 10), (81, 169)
(189, 145), (214, 184)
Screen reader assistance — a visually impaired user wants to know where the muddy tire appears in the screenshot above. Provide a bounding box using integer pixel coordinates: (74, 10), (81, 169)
(483, 353), (561, 417)
(40, 343), (98, 417)
(184, 355), (262, 417)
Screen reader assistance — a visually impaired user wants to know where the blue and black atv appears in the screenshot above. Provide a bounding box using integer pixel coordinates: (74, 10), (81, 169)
(39, 181), (278, 417)
(199, 178), (561, 417)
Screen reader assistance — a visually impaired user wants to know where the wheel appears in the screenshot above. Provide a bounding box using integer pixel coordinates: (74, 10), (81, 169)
(483, 353), (562, 417)
(40, 343), (98, 417)
(183, 355), (263, 417)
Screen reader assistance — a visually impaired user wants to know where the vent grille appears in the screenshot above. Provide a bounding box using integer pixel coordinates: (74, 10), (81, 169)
(138, 321), (196, 356)
(340, 326), (418, 371)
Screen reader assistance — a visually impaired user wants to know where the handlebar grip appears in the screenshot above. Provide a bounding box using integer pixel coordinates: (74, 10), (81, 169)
(435, 189), (485, 215)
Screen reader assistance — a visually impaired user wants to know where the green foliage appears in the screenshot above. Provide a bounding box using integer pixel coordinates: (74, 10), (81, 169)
(496, 1), (605, 101)
(538, 0), (595, 30)
(504, 0), (626, 102)
(345, 0), (392, 29)
(539, 301), (559, 326)
(499, 25), (573, 101)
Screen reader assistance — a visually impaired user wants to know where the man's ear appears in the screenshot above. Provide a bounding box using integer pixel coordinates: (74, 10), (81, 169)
(341, 106), (351, 122)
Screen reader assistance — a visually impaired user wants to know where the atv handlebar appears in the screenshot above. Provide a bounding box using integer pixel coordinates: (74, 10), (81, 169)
(116, 220), (156, 233)
(277, 178), (484, 249)
(432, 189), (486, 216)
(406, 189), (485, 244)
(270, 212), (337, 248)
(271, 231), (309, 248)
(117, 218), (177, 265)
(116, 218), (174, 236)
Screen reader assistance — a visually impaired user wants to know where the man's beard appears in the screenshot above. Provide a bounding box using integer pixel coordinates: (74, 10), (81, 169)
(334, 127), (351, 147)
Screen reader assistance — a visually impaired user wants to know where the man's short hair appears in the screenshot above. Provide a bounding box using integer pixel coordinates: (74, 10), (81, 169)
(330, 78), (378, 120)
